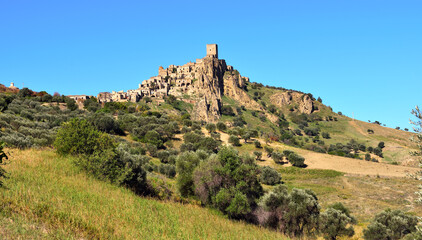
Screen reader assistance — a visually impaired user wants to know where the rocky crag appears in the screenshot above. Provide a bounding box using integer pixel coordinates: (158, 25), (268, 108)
(96, 44), (316, 122)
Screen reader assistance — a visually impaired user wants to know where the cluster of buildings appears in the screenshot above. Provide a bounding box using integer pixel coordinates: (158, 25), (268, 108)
(66, 44), (249, 106)
(95, 44), (224, 103)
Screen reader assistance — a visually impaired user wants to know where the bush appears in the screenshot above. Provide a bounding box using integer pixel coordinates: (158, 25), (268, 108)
(159, 164), (176, 178)
(264, 146), (274, 157)
(320, 207), (355, 240)
(216, 122), (227, 131)
(176, 151), (200, 197)
(321, 132), (330, 139)
(304, 127), (320, 136)
(373, 147), (383, 158)
(205, 123), (216, 133)
(88, 113), (124, 135)
(283, 150), (294, 158)
(260, 166), (281, 185)
(229, 135), (241, 146)
(54, 118), (115, 156)
(287, 153), (305, 167)
(221, 106), (235, 116)
(271, 151), (283, 164)
(254, 140), (262, 148)
(0, 143), (8, 187)
(261, 185), (320, 237)
(363, 209), (418, 240)
(253, 151), (262, 160)
(193, 146), (263, 219)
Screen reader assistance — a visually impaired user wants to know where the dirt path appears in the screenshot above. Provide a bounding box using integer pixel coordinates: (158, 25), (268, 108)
(349, 120), (367, 136)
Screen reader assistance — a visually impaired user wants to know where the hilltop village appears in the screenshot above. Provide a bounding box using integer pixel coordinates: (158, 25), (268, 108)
(64, 44), (314, 122)
(94, 44), (248, 104)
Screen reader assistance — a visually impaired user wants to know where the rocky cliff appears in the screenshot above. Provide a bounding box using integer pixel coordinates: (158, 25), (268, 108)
(191, 57), (226, 122)
(270, 92), (314, 114)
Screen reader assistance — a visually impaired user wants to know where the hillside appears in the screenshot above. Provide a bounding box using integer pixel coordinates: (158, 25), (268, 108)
(0, 148), (287, 239)
(0, 44), (420, 239)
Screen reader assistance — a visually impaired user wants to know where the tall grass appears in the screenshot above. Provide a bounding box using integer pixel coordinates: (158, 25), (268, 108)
(0, 148), (287, 239)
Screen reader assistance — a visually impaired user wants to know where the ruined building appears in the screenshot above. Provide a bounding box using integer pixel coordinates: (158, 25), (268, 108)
(97, 44), (257, 122)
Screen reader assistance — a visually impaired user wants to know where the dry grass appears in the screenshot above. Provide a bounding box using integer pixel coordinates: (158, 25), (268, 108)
(0, 148), (288, 240)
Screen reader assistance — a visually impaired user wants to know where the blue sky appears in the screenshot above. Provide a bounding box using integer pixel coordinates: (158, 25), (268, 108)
(0, 0), (421, 130)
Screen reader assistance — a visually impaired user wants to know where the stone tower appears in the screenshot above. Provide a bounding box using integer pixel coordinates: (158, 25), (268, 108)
(206, 44), (218, 58)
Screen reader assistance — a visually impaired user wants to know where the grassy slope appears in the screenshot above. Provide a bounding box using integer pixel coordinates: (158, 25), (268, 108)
(0, 148), (287, 240)
(227, 84), (417, 165)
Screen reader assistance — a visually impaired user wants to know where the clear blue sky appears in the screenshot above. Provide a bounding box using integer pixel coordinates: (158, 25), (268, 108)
(0, 0), (421, 130)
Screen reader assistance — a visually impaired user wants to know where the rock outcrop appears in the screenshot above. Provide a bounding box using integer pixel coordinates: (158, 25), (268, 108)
(223, 72), (262, 111)
(270, 92), (314, 114)
(191, 57), (227, 122)
(298, 94), (314, 114)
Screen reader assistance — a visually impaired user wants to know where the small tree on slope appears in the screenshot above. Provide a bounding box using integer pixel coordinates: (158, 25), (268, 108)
(409, 106), (422, 238)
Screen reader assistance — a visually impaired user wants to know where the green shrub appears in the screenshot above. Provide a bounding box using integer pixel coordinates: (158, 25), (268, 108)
(253, 151), (262, 160)
(229, 135), (241, 146)
(54, 118), (115, 156)
(176, 151), (200, 197)
(260, 166), (281, 185)
(221, 106), (235, 116)
(159, 164), (176, 178)
(193, 146), (263, 219)
(363, 209), (418, 240)
(254, 140), (262, 148)
(288, 153), (306, 167)
(0, 143), (8, 187)
(261, 185), (320, 237)
(320, 203), (356, 240)
(271, 151), (283, 164)
(205, 123), (216, 133)
(264, 146), (274, 157)
(216, 122), (227, 131)
(283, 150), (294, 158)
(321, 132), (330, 139)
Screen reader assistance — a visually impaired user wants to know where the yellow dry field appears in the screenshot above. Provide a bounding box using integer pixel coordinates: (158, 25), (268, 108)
(216, 130), (419, 178)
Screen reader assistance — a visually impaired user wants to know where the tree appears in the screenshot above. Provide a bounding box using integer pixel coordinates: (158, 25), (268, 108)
(410, 106), (422, 206)
(229, 135), (241, 146)
(241, 132), (251, 143)
(254, 140), (262, 148)
(320, 203), (356, 240)
(253, 151), (262, 160)
(216, 122), (227, 131)
(260, 166), (281, 185)
(288, 153), (306, 167)
(378, 141), (385, 149)
(54, 118), (115, 156)
(365, 153), (371, 161)
(322, 132), (330, 139)
(17, 88), (33, 98)
(320, 208), (355, 240)
(373, 147), (383, 158)
(205, 123), (216, 133)
(65, 97), (78, 111)
(221, 105), (235, 116)
(264, 146), (274, 157)
(0, 142), (8, 187)
(271, 151), (283, 164)
(363, 209), (418, 240)
(261, 185), (320, 237)
(193, 146), (263, 219)
(176, 151), (200, 197)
